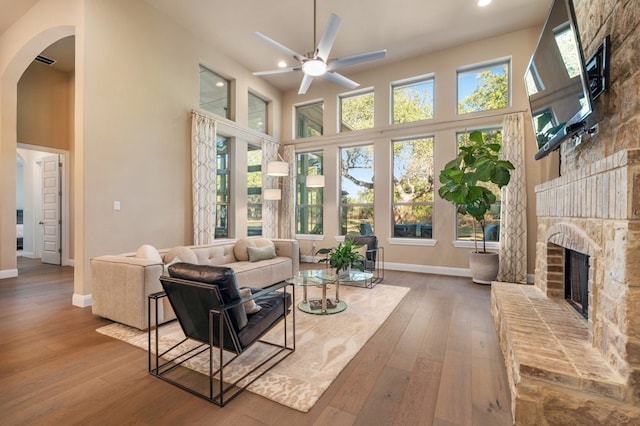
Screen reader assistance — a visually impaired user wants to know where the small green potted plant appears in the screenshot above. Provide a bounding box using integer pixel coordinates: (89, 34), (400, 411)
(316, 239), (365, 277)
(438, 130), (514, 284)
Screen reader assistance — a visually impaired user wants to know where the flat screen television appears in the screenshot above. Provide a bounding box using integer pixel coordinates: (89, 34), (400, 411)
(525, 0), (593, 160)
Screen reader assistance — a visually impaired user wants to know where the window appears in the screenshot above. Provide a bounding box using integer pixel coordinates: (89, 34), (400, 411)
(247, 145), (262, 236)
(340, 145), (374, 235)
(296, 151), (323, 235)
(392, 77), (434, 124)
(248, 92), (268, 133)
(199, 65), (230, 118)
(340, 90), (374, 132)
(455, 128), (503, 242)
(392, 137), (434, 238)
(295, 102), (323, 138)
(457, 60), (509, 114)
(215, 136), (230, 238)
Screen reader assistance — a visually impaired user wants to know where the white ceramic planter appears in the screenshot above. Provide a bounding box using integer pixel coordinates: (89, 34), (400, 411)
(469, 251), (499, 285)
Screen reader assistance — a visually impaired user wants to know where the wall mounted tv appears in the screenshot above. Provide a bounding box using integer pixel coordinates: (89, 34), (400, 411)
(525, 0), (592, 160)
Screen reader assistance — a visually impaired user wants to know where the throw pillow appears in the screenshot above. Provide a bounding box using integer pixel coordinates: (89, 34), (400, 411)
(135, 244), (162, 262)
(163, 246), (198, 265)
(163, 256), (181, 275)
(233, 237), (256, 261)
(247, 244), (276, 262)
(239, 287), (262, 314)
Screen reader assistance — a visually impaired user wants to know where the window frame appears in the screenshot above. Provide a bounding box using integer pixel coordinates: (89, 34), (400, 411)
(199, 65), (231, 119)
(294, 100), (324, 139)
(391, 75), (435, 125)
(215, 136), (231, 239)
(246, 144), (262, 236)
(452, 127), (503, 250)
(339, 88), (375, 133)
(339, 144), (375, 236)
(390, 136), (435, 241)
(295, 151), (324, 237)
(456, 58), (511, 115)
(248, 91), (268, 134)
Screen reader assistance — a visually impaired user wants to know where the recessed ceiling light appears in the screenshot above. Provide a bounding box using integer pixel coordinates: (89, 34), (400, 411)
(215, 81), (224, 87)
(478, 0), (492, 6)
(278, 60), (287, 68)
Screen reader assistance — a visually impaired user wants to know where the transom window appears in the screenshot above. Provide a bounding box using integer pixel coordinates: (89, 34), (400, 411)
(340, 145), (374, 235)
(296, 151), (323, 235)
(392, 77), (434, 124)
(455, 128), (503, 242)
(457, 60), (509, 115)
(392, 137), (434, 238)
(248, 92), (268, 134)
(215, 136), (230, 238)
(199, 65), (230, 118)
(340, 90), (374, 132)
(247, 145), (262, 236)
(295, 102), (323, 138)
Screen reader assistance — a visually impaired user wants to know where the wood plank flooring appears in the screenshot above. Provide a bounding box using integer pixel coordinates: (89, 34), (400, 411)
(0, 258), (513, 425)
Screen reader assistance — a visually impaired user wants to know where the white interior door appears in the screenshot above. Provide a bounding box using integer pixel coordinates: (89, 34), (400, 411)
(41, 155), (61, 265)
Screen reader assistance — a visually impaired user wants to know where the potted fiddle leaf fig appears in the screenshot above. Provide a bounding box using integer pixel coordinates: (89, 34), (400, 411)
(438, 130), (514, 284)
(316, 239), (365, 277)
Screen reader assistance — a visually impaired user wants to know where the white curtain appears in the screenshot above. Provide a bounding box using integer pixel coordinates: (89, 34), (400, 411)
(498, 112), (527, 283)
(279, 145), (296, 239)
(191, 112), (217, 245)
(262, 140), (279, 238)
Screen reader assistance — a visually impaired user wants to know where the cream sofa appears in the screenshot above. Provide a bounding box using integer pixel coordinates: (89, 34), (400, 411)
(90, 238), (299, 330)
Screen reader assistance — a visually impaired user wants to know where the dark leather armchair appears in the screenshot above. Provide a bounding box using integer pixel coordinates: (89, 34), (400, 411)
(346, 235), (384, 284)
(148, 263), (295, 406)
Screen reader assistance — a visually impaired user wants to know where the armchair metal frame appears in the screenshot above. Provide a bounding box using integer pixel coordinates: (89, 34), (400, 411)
(346, 235), (384, 286)
(148, 279), (295, 407)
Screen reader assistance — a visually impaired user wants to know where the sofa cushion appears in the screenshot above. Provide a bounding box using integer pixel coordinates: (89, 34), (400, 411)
(248, 244), (276, 262)
(136, 244), (162, 262)
(233, 238), (256, 261)
(164, 246), (198, 265)
(239, 287), (262, 314)
(167, 263), (248, 331)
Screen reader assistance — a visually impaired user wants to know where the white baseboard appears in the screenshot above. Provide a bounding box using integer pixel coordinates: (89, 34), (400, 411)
(72, 293), (92, 308)
(0, 268), (18, 279)
(384, 262), (473, 277)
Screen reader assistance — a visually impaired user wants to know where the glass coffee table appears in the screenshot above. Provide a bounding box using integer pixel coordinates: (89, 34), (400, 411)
(288, 269), (373, 315)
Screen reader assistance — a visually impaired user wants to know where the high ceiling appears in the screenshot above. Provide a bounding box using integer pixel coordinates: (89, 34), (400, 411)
(2, 0), (552, 91)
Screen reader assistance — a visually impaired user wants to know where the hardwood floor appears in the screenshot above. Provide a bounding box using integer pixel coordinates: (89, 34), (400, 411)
(0, 258), (512, 425)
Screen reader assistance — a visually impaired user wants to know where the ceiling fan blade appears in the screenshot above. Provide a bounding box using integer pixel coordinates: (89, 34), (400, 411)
(321, 71), (359, 89)
(316, 13), (341, 62)
(253, 66), (300, 76)
(254, 31), (305, 62)
(328, 49), (387, 71)
(298, 74), (314, 94)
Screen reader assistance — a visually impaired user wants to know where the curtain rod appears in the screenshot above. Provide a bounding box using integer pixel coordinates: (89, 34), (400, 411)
(190, 109), (278, 144)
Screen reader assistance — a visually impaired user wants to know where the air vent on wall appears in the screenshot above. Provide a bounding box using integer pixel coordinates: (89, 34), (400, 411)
(35, 55), (56, 66)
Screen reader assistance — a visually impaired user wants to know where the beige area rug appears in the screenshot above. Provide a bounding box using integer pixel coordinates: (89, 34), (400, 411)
(96, 283), (409, 412)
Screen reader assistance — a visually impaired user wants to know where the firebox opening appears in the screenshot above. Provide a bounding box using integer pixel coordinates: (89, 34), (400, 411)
(565, 248), (589, 319)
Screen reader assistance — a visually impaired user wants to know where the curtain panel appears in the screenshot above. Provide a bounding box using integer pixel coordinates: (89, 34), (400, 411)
(498, 112), (528, 283)
(191, 112), (217, 245)
(262, 140), (279, 239)
(279, 145), (296, 239)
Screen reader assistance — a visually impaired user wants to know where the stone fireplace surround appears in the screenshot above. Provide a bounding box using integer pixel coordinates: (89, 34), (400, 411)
(492, 148), (640, 424)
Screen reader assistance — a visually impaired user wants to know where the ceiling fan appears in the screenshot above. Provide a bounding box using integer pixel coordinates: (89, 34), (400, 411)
(252, 0), (387, 94)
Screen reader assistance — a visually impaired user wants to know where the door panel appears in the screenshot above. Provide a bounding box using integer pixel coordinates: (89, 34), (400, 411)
(41, 155), (61, 265)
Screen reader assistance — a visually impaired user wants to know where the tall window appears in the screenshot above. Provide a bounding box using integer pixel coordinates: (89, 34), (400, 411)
(247, 145), (262, 236)
(295, 102), (323, 138)
(456, 128), (503, 242)
(248, 92), (268, 133)
(296, 151), (323, 235)
(392, 77), (434, 124)
(199, 65), (230, 118)
(457, 60), (509, 114)
(340, 145), (374, 235)
(215, 136), (230, 238)
(392, 137), (434, 238)
(340, 90), (374, 132)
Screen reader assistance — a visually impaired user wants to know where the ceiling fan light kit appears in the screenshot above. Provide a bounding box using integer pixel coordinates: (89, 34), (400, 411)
(252, 1), (386, 94)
